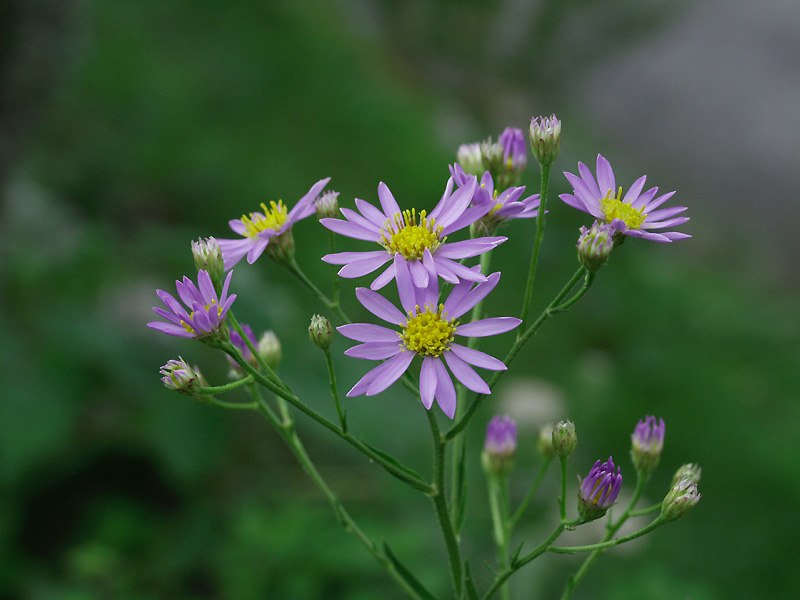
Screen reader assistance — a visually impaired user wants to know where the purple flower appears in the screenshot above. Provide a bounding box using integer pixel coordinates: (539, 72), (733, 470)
(484, 415), (517, 457)
(499, 127), (527, 172)
(337, 255), (520, 418)
(578, 456), (622, 521)
(451, 164), (541, 233)
(217, 177), (331, 270)
(560, 155), (690, 242)
(160, 357), (207, 395)
(631, 415), (665, 476)
(321, 177), (506, 290)
(148, 270), (236, 339)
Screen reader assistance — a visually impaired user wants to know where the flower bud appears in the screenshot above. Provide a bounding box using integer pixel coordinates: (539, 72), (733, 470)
(309, 314), (334, 350)
(671, 463), (702, 487)
(258, 330), (282, 369)
(315, 190), (340, 220)
(481, 415), (517, 475)
(630, 415), (665, 477)
(577, 456), (622, 522)
(577, 221), (615, 272)
(552, 420), (577, 458)
(191, 237), (225, 288)
(537, 422), (556, 460)
(160, 358), (207, 396)
(529, 114), (561, 167)
(456, 143), (484, 176)
(499, 127), (527, 182)
(661, 476), (701, 522)
(264, 229), (296, 264)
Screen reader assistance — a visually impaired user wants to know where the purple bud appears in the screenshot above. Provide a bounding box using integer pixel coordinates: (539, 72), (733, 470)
(631, 415), (665, 476)
(578, 456), (622, 522)
(482, 415), (517, 475)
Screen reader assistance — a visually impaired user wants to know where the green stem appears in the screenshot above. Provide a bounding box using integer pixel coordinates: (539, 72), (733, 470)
(549, 517), (667, 554)
(427, 409), (462, 597)
(247, 385), (431, 600)
(284, 257), (350, 324)
(629, 503), (662, 517)
(511, 457), (552, 526)
(224, 342), (433, 493)
(518, 163), (551, 335)
(201, 395), (258, 411)
(558, 471), (650, 600)
(323, 348), (347, 434)
(487, 474), (511, 600)
(559, 456), (569, 521)
(195, 375), (254, 396)
(445, 267), (591, 441)
(227, 311), (289, 394)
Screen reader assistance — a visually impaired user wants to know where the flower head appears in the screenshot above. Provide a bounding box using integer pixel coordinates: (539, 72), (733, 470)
(577, 456), (622, 521)
(576, 221), (615, 272)
(671, 463), (702, 487)
(218, 177), (331, 270)
(315, 190), (340, 220)
(148, 270), (236, 340)
(529, 114), (561, 166)
(321, 177), (506, 291)
(661, 476), (701, 521)
(482, 415), (517, 475)
(309, 314), (334, 350)
(560, 155), (690, 242)
(631, 415), (665, 477)
(160, 357), (208, 395)
(450, 164), (541, 235)
(479, 128), (527, 189)
(258, 330), (282, 369)
(191, 237), (225, 285)
(499, 127), (527, 173)
(456, 142), (484, 176)
(337, 255), (520, 418)
(552, 420), (577, 458)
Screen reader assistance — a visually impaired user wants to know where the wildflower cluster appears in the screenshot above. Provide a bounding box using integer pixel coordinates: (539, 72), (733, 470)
(146, 114), (699, 600)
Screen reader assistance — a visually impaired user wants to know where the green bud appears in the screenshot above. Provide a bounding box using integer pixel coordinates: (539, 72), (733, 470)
(552, 420), (577, 458)
(661, 476), (701, 522)
(309, 315), (334, 350)
(191, 237), (225, 288)
(671, 463), (702, 487)
(258, 330), (282, 369)
(537, 422), (556, 459)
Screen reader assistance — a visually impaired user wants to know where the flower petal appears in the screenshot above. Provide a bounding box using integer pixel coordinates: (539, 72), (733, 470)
(337, 323), (399, 342)
(356, 287), (406, 324)
(345, 342), (403, 360)
(443, 351), (490, 394)
(433, 358), (457, 419)
(457, 317), (521, 337)
(449, 343), (507, 371)
(366, 351), (415, 396)
(378, 182), (401, 217)
(419, 356), (437, 410)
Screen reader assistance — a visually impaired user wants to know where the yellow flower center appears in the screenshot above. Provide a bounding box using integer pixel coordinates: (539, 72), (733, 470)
(600, 187), (647, 230)
(379, 209), (445, 261)
(400, 304), (457, 357)
(240, 201), (288, 238)
(181, 300), (221, 334)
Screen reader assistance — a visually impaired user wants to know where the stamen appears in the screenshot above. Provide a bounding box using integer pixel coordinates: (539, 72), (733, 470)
(240, 200), (289, 238)
(400, 304), (458, 357)
(600, 187), (647, 230)
(379, 209), (445, 261)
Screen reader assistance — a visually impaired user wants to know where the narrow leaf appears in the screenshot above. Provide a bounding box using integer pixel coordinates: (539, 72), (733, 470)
(464, 561), (480, 600)
(383, 541), (439, 600)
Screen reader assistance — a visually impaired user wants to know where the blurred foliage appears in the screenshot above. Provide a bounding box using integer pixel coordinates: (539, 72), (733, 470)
(1, 1), (798, 599)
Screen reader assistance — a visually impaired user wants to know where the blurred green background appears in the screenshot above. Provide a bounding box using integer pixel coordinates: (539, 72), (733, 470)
(2, 0), (798, 598)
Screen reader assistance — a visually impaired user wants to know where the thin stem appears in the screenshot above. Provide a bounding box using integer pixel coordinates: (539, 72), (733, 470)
(227, 311), (289, 394)
(629, 503), (662, 517)
(558, 471), (650, 600)
(511, 457), (552, 526)
(284, 257), (350, 324)
(224, 342), (433, 493)
(445, 267), (591, 441)
(518, 163), (551, 335)
(195, 375), (254, 396)
(427, 409), (462, 597)
(549, 517), (667, 554)
(323, 348), (347, 434)
(201, 395), (258, 411)
(558, 456), (569, 522)
(247, 385), (431, 600)
(487, 474), (511, 600)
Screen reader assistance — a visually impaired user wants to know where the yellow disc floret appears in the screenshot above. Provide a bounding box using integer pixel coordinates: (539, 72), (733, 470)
(600, 187), (647, 230)
(380, 209), (445, 261)
(181, 300), (221, 334)
(401, 304), (457, 357)
(240, 201), (288, 238)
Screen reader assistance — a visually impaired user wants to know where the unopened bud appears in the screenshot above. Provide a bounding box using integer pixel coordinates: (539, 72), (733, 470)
(481, 415), (517, 475)
(671, 463), (702, 487)
(309, 315), (334, 350)
(529, 114), (561, 167)
(160, 358), (207, 396)
(661, 476), (701, 522)
(552, 420), (577, 458)
(191, 237), (225, 287)
(258, 330), (282, 369)
(537, 422), (556, 460)
(630, 415), (665, 477)
(577, 221), (615, 272)
(315, 190), (340, 220)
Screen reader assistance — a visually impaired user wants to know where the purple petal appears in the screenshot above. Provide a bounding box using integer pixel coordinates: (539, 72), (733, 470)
(393, 255), (417, 315)
(408, 259), (429, 289)
(434, 257), (488, 283)
(377, 182), (401, 217)
(322, 250), (389, 265)
(337, 323), (399, 342)
(433, 358), (457, 419)
(445, 272), (501, 319)
(449, 343), (506, 371)
(218, 238), (253, 271)
(152, 306), (184, 326)
(347, 365), (383, 397)
(443, 351), (490, 394)
(147, 321), (194, 337)
(419, 356), (437, 409)
(370, 262), (396, 290)
(434, 237), (506, 260)
(355, 198), (390, 227)
(457, 317), (521, 337)
(356, 287), (406, 324)
(366, 351), (415, 396)
(246, 239), (269, 264)
(320, 217), (379, 241)
(344, 342), (403, 360)
(338, 253), (393, 278)
(595, 154), (616, 197)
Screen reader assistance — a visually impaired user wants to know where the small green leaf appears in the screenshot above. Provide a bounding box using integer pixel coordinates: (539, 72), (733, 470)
(383, 541), (439, 600)
(464, 561), (480, 600)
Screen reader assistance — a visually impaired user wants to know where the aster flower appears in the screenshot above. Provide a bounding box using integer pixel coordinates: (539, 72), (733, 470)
(482, 415), (518, 474)
(337, 255), (520, 418)
(217, 177), (331, 270)
(147, 270), (236, 340)
(577, 456), (622, 521)
(631, 415), (665, 476)
(321, 176), (506, 290)
(160, 357), (208, 395)
(560, 155), (690, 242)
(529, 114), (561, 166)
(499, 127), (527, 173)
(451, 164), (541, 234)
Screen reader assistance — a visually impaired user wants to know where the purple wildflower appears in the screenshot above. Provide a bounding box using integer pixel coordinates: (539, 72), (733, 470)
(321, 176), (506, 290)
(560, 155), (690, 242)
(451, 163), (541, 233)
(499, 127), (527, 173)
(337, 255), (520, 418)
(217, 177), (331, 270)
(482, 415), (517, 474)
(631, 416), (665, 476)
(148, 270), (236, 339)
(160, 357), (207, 395)
(578, 456), (622, 521)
